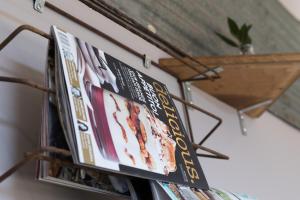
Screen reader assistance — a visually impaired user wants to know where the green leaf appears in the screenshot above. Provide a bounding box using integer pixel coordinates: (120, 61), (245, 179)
(237, 24), (253, 45)
(227, 17), (240, 39)
(215, 32), (239, 47)
(245, 37), (252, 44)
(243, 24), (252, 44)
(238, 24), (249, 44)
(245, 34), (252, 44)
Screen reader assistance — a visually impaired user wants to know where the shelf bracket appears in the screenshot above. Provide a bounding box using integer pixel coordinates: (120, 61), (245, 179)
(182, 81), (193, 104)
(143, 54), (151, 68)
(34, 0), (46, 13)
(238, 99), (273, 135)
(180, 66), (223, 105)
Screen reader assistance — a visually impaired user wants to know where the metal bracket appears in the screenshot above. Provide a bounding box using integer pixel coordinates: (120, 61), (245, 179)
(179, 66), (223, 131)
(180, 66), (223, 104)
(238, 99), (273, 135)
(143, 54), (151, 68)
(33, 0), (45, 13)
(182, 81), (193, 104)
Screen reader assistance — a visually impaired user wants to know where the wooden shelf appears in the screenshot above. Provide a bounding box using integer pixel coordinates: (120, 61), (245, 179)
(159, 53), (300, 117)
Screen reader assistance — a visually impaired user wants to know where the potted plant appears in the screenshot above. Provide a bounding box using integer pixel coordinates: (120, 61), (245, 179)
(215, 17), (254, 55)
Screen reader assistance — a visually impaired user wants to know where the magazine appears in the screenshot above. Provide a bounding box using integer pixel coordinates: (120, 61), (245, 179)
(157, 182), (184, 200)
(37, 54), (132, 199)
(209, 188), (258, 200)
(156, 181), (257, 200)
(52, 25), (208, 189)
(155, 181), (209, 200)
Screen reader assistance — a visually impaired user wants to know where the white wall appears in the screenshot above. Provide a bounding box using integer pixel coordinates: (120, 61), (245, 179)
(190, 87), (300, 200)
(0, 0), (299, 200)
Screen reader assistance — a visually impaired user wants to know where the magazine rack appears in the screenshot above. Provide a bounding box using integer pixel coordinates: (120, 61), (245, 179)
(0, 22), (228, 184)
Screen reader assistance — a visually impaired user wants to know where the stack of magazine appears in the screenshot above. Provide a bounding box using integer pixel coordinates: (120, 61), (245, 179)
(153, 181), (257, 200)
(36, 26), (256, 200)
(37, 43), (134, 199)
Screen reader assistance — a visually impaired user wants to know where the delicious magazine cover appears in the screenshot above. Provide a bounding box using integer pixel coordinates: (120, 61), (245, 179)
(52, 26), (208, 189)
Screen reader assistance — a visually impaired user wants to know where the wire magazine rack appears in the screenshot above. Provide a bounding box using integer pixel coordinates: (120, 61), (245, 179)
(0, 3), (229, 184)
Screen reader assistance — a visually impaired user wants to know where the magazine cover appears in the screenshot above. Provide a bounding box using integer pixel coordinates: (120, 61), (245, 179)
(52, 25), (208, 189)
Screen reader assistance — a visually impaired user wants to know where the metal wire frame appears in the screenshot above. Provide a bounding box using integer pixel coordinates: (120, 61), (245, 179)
(0, 74), (227, 181)
(0, 76), (229, 183)
(75, 0), (220, 81)
(50, 0), (224, 148)
(0, 75), (226, 155)
(0, 24), (51, 51)
(0, 23), (229, 183)
(44, 1), (220, 81)
(0, 77), (228, 183)
(0, 145), (121, 183)
(44, 1), (226, 147)
(0, 23), (227, 156)
(0, 143), (228, 183)
(0, 147), (70, 183)
(2, 23), (226, 151)
(0, 142), (228, 184)
(42, 2), (225, 144)
(1, 22), (227, 153)
(172, 86), (223, 145)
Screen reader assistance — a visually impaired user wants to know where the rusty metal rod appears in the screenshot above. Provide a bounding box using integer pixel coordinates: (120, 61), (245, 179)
(0, 146), (72, 183)
(0, 24), (51, 51)
(199, 119), (222, 146)
(46, 1), (218, 80)
(0, 141), (227, 184)
(170, 93), (222, 121)
(79, 0), (220, 80)
(181, 75), (221, 82)
(37, 155), (117, 176)
(178, 81), (195, 142)
(41, 146), (72, 156)
(44, 1), (177, 76)
(0, 149), (42, 183)
(196, 154), (228, 160)
(45, 1), (192, 78)
(0, 76), (55, 94)
(171, 89), (223, 145)
(193, 143), (229, 160)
